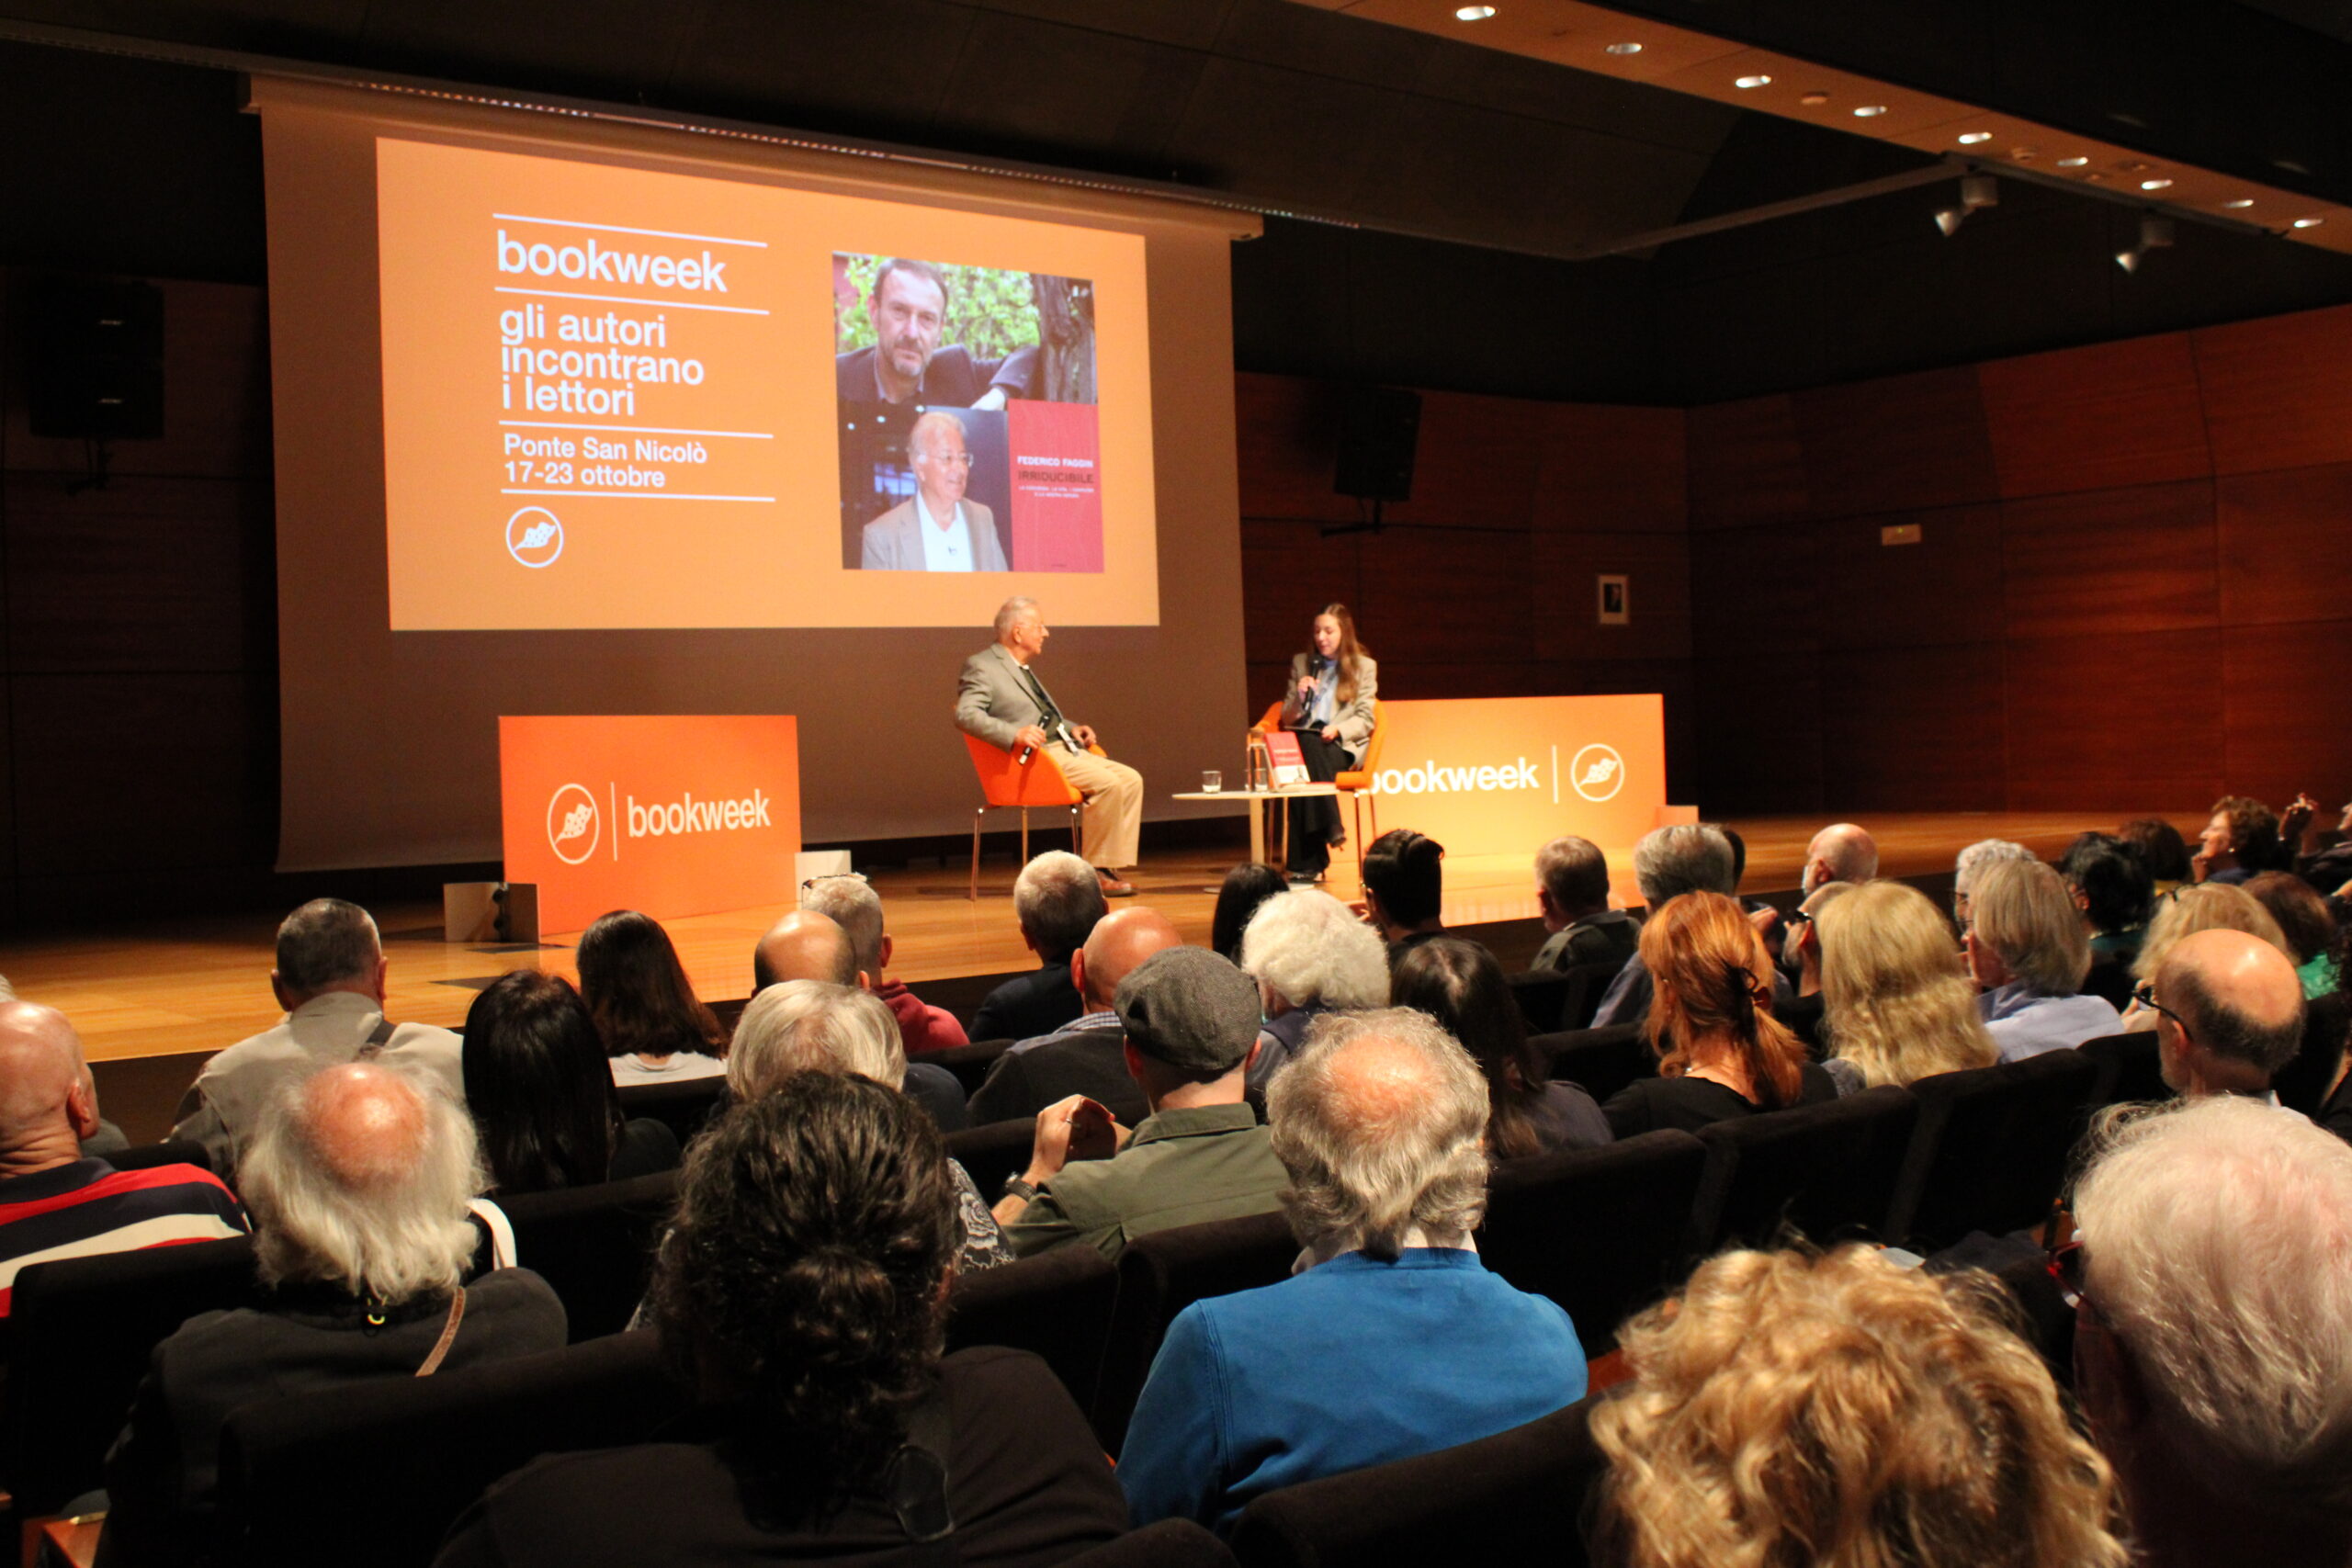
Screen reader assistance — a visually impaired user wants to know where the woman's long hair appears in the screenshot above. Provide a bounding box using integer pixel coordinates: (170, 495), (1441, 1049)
(460, 971), (623, 1194)
(1212, 862), (1290, 964)
(576, 908), (727, 1062)
(1641, 891), (1806, 1109)
(1392, 937), (1549, 1160)
(1317, 602), (1370, 708)
(1818, 881), (1997, 1088)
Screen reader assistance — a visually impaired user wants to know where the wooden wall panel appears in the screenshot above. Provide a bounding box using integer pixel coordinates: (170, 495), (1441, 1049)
(1531, 528), (1690, 665)
(1693, 653), (1823, 815)
(2000, 480), (2218, 639)
(2215, 463), (2352, 628)
(2222, 620), (2352, 808)
(1688, 522), (1818, 660)
(1532, 404), (1685, 534)
(1816, 504), (2003, 651)
(1383, 391), (1544, 530)
(1979, 333), (2211, 499)
(2193, 304), (2352, 476)
(1792, 366), (1998, 520)
(2003, 631), (2225, 811)
(1819, 645), (2005, 812)
(1685, 395), (1809, 531)
(1234, 372), (1351, 523)
(1238, 519), (1362, 667)
(1354, 528), (1535, 666)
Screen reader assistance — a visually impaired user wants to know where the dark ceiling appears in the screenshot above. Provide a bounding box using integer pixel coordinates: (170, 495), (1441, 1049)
(4, 0), (2351, 403)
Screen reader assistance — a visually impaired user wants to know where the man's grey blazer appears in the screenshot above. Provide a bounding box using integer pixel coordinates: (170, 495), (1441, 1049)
(956, 642), (1066, 750)
(861, 497), (1009, 572)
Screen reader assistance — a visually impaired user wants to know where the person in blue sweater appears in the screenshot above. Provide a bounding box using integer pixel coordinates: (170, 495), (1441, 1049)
(1116, 1007), (1589, 1536)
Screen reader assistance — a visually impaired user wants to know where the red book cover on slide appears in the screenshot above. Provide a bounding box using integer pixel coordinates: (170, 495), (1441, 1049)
(1007, 400), (1103, 572)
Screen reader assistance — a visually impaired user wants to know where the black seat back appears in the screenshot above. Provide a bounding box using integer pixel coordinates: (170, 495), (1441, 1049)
(105, 1139), (215, 1175)
(1532, 1023), (1652, 1103)
(1093, 1211), (1300, 1450)
(615, 1077), (728, 1148)
(1883, 1051), (2099, 1251)
(944, 1116), (1036, 1198)
(1506, 969), (1575, 1035)
(1689, 1086), (1917, 1254)
(496, 1170), (680, 1341)
(2280, 991), (2350, 1116)
(946, 1247), (1120, 1416)
(1481, 1130), (1707, 1356)
(928, 1038), (1015, 1099)
(2082, 954), (2138, 1010)
(2080, 1031), (2167, 1108)
(219, 1329), (688, 1568)
(1227, 1394), (1603, 1568)
(5, 1235), (262, 1517)
(1065, 1519), (1237, 1567)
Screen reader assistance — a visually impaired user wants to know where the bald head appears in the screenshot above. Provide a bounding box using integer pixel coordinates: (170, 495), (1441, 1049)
(0, 1002), (96, 1166)
(2156, 927), (2307, 1095)
(1075, 907), (1182, 1011)
(1805, 823), (1879, 891)
(752, 910), (859, 992)
(296, 1064), (431, 1190)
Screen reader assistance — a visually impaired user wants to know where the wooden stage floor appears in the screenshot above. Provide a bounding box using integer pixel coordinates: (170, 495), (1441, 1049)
(3, 810), (2199, 1076)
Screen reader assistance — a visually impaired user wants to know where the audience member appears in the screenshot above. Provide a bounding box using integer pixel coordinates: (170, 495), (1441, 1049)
(173, 898), (463, 1174)
(0, 1001), (245, 1314)
(1603, 891), (1832, 1135)
(1238, 888), (1390, 1081)
(966, 907), (1181, 1126)
(1591, 1246), (2128, 1568)
(1209, 862), (1288, 964)
(751, 911), (967, 1130)
(1360, 829), (1446, 953)
(1816, 881), (1997, 1092)
(2244, 870), (2342, 998)
(1529, 835), (1636, 976)
(435, 1076), (1126, 1567)
(2290, 795), (2352, 896)
(728, 981), (1008, 1271)
(970, 852), (1107, 1043)
(1781, 878), (1856, 998)
(2060, 832), (2157, 964)
(1590, 823), (1745, 1030)
(1119, 1008), (1587, 1536)
(2139, 928), (2305, 1105)
(1391, 937), (1606, 1157)
(798, 873), (967, 1055)
(460, 972), (678, 1195)
(102, 1064), (565, 1568)
(2119, 817), (2195, 892)
(2196, 794), (2281, 885)
(1951, 838), (2035, 934)
(575, 909), (727, 1086)
(997, 948), (1284, 1259)
(2072, 1096), (2352, 1568)
(2123, 883), (2290, 1028)
(1965, 858), (2120, 1060)
(1802, 820), (1879, 891)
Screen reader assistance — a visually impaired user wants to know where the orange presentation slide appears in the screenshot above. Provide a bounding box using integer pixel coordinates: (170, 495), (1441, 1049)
(500, 714), (803, 933)
(377, 138), (1158, 629)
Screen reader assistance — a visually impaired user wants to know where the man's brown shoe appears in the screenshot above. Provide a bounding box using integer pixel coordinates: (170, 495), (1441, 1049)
(1096, 871), (1137, 897)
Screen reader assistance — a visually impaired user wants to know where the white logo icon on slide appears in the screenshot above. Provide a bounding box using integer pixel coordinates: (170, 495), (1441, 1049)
(1569, 744), (1625, 803)
(546, 784), (601, 865)
(506, 507), (565, 569)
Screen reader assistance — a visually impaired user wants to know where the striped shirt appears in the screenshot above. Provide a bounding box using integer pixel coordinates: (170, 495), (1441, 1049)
(0, 1159), (249, 1314)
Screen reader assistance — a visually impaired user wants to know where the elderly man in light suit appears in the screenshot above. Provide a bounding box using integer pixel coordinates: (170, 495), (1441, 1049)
(862, 410), (1010, 572)
(956, 597), (1143, 897)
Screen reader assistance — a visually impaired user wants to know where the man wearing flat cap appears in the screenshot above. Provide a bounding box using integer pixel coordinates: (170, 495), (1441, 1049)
(995, 947), (1287, 1260)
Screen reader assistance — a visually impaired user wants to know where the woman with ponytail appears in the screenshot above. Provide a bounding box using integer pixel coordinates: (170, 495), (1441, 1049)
(1601, 891), (1836, 1137)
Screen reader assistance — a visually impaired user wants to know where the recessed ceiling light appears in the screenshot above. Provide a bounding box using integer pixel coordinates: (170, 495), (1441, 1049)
(1604, 40), (1642, 54)
(1453, 5), (1494, 18)
(2224, 197), (2256, 209)
(2294, 217), (2326, 229)
(2141, 178), (2174, 190)
(1800, 91), (1830, 106)
(1735, 74), (1771, 89)
(1957, 131), (1992, 144)
(2056, 156), (2090, 168)
(1853, 104), (1887, 117)
(2011, 146), (2039, 160)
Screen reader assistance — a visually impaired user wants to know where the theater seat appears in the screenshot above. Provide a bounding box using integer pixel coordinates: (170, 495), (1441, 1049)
(946, 1246), (1120, 1417)
(1227, 1394), (1604, 1568)
(2279, 990), (2350, 1117)
(218, 1328), (689, 1568)
(1507, 960), (1623, 1036)
(496, 1169), (680, 1341)
(1883, 1051), (2099, 1252)
(4, 1235), (262, 1521)
(1687, 1085), (1917, 1255)
(1529, 1023), (1652, 1108)
(2079, 1030), (2166, 1109)
(945, 1115), (1036, 1199)
(927, 1037), (1016, 1099)
(1067, 1520), (1238, 1567)
(1092, 1211), (1300, 1450)
(1480, 1130), (1707, 1357)
(615, 1076), (727, 1147)
(103, 1138), (215, 1175)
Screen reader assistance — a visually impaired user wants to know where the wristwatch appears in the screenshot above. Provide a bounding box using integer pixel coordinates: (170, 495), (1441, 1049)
(1001, 1175), (1038, 1203)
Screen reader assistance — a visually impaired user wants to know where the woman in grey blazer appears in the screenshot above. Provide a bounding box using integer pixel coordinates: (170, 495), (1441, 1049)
(1276, 602), (1378, 881)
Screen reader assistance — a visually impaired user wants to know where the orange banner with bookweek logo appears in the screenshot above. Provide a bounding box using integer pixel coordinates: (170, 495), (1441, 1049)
(1364, 695), (1665, 862)
(500, 715), (801, 934)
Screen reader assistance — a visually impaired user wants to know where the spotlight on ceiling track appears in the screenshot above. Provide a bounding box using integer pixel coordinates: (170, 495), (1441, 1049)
(2115, 215), (2176, 273)
(1934, 174), (1998, 236)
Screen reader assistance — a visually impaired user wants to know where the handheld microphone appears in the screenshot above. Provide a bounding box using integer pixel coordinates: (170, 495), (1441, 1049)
(1017, 742), (1035, 764)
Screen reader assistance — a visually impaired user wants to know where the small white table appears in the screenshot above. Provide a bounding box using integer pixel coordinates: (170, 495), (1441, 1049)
(1172, 783), (1339, 866)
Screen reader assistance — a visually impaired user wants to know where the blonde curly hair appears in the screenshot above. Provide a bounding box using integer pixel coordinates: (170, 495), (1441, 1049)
(1819, 881), (1997, 1088)
(1591, 1246), (2130, 1568)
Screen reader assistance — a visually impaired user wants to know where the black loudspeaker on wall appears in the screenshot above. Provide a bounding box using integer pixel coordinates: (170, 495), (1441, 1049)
(28, 278), (165, 441)
(1332, 385), (1421, 502)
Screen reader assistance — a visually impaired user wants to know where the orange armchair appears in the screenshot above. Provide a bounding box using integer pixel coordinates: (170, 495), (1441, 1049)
(963, 734), (1096, 900)
(1253, 699), (1386, 874)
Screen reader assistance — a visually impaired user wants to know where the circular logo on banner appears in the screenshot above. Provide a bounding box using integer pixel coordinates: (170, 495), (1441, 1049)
(546, 783), (601, 865)
(1569, 743), (1626, 803)
(506, 506), (565, 569)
